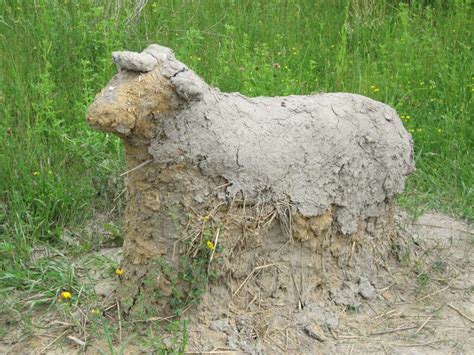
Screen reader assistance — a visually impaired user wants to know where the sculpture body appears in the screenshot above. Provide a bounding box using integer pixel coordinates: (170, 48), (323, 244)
(87, 44), (414, 316)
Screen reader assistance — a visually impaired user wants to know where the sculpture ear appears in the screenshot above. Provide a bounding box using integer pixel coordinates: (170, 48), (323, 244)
(143, 44), (175, 62)
(112, 51), (157, 72)
(170, 70), (208, 102)
(142, 43), (209, 102)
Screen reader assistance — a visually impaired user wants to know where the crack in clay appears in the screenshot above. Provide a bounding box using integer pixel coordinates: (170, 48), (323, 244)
(171, 67), (187, 78)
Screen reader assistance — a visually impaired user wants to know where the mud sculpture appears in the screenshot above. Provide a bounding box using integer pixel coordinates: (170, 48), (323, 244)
(87, 44), (415, 318)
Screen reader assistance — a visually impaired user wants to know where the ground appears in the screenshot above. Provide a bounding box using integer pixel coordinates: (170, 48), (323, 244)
(1, 211), (472, 354)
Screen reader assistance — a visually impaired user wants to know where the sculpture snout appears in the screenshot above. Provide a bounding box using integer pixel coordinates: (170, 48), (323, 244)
(87, 93), (137, 136)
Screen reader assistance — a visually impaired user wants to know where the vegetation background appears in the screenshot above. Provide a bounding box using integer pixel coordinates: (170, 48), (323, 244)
(0, 0), (472, 350)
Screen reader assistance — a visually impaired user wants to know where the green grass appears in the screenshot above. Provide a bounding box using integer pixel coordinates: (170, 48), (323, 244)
(0, 0), (472, 351)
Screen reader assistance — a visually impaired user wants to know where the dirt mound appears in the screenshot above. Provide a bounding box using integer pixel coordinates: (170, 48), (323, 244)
(182, 211), (473, 354)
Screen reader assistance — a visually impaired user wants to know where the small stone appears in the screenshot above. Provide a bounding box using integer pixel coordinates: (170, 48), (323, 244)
(304, 323), (326, 342)
(358, 278), (376, 300)
(193, 194), (204, 204)
(330, 282), (360, 307)
(381, 290), (395, 303)
(210, 319), (230, 333)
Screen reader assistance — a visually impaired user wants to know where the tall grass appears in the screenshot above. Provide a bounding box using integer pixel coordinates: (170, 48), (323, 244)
(0, 0), (472, 302)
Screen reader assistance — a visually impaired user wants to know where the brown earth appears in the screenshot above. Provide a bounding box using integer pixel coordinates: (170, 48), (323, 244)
(1, 211), (472, 354)
(184, 211), (473, 354)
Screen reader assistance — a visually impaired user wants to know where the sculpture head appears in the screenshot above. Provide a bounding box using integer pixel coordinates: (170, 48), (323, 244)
(87, 44), (208, 145)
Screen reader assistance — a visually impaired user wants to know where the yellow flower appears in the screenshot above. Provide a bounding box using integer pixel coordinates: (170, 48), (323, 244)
(91, 308), (101, 316)
(406, 115), (411, 119)
(207, 240), (215, 251)
(370, 85), (380, 93)
(437, 128), (442, 133)
(33, 171), (39, 176)
(115, 268), (124, 276)
(409, 128), (415, 133)
(202, 215), (210, 222)
(60, 291), (72, 300)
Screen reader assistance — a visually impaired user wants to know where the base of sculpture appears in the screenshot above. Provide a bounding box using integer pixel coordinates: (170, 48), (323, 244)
(116, 151), (404, 320)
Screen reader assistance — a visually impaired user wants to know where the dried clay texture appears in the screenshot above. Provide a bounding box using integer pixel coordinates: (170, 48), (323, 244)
(87, 44), (415, 317)
(150, 91), (415, 235)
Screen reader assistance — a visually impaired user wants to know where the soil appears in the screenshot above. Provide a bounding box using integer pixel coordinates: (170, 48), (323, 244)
(1, 210), (472, 354)
(183, 210), (473, 354)
(181, 214), (474, 354)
